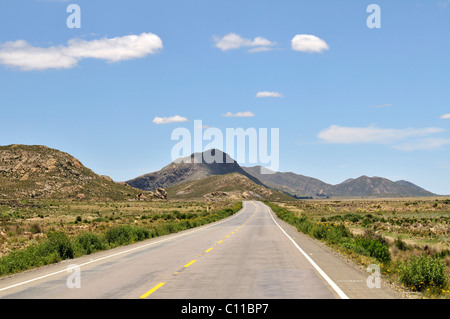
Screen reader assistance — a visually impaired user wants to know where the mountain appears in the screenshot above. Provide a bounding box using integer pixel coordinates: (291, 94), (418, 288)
(0, 144), (149, 200)
(242, 166), (330, 198)
(242, 166), (434, 198)
(328, 175), (434, 197)
(126, 149), (263, 191)
(166, 173), (293, 201)
(395, 180), (431, 193)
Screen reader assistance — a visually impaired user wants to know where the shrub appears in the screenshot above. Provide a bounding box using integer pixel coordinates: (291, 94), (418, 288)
(343, 213), (363, 223)
(361, 217), (373, 228)
(29, 222), (42, 234)
(105, 225), (148, 246)
(394, 236), (408, 251)
(399, 255), (448, 292)
(44, 231), (74, 260)
(355, 230), (391, 263)
(355, 237), (391, 263)
(310, 223), (328, 240)
(76, 232), (105, 255)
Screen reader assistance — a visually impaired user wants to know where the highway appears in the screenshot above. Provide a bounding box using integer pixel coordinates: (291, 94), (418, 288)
(0, 201), (401, 299)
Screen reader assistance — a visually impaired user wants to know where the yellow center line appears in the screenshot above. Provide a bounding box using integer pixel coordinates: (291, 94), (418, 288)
(183, 259), (197, 268)
(139, 202), (259, 299)
(139, 282), (165, 299)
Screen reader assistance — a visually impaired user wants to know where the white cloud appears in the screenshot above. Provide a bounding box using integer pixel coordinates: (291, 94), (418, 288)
(440, 114), (450, 119)
(318, 125), (444, 144)
(213, 33), (276, 52)
(256, 91), (283, 98)
(291, 34), (329, 53)
(247, 47), (274, 53)
(393, 138), (450, 151)
(153, 115), (188, 124)
(222, 111), (255, 118)
(0, 32), (163, 71)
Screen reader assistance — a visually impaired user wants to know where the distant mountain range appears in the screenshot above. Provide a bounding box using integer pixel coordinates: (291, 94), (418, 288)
(127, 149), (435, 199)
(0, 145), (436, 200)
(242, 166), (434, 198)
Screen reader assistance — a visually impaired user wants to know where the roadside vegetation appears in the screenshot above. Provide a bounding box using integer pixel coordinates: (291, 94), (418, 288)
(0, 199), (242, 277)
(266, 199), (450, 299)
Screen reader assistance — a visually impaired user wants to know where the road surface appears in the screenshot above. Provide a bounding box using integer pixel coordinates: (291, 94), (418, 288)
(0, 201), (401, 299)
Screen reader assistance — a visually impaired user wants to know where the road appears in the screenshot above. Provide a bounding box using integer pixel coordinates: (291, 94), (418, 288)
(0, 201), (401, 299)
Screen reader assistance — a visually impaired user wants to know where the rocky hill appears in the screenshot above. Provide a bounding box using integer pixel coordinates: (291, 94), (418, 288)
(126, 149), (263, 191)
(0, 144), (156, 201)
(166, 173), (293, 201)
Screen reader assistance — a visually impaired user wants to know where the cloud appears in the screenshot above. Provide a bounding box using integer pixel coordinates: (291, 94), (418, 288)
(222, 111), (255, 118)
(213, 33), (276, 52)
(247, 47), (274, 53)
(153, 115), (188, 124)
(440, 114), (450, 119)
(291, 34), (329, 53)
(256, 91), (284, 98)
(438, 0), (450, 8)
(0, 32), (163, 71)
(318, 125), (444, 144)
(393, 138), (450, 151)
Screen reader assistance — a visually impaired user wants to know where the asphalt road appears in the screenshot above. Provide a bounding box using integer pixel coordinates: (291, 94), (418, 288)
(0, 201), (401, 299)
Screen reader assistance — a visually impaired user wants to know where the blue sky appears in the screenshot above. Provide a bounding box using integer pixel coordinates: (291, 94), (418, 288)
(0, 0), (449, 194)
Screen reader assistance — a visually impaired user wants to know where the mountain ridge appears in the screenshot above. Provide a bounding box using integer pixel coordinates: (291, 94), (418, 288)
(242, 166), (435, 198)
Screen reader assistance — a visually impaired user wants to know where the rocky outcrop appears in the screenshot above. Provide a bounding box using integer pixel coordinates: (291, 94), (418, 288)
(0, 144), (143, 200)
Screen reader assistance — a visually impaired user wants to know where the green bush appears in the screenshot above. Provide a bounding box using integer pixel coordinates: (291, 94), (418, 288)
(343, 213), (363, 223)
(355, 236), (391, 263)
(76, 232), (105, 255)
(394, 236), (408, 251)
(399, 255), (448, 292)
(354, 230), (390, 263)
(105, 225), (149, 246)
(44, 231), (74, 260)
(310, 223), (328, 240)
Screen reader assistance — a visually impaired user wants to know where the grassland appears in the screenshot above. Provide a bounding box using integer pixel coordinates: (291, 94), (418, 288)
(269, 197), (450, 298)
(0, 198), (242, 276)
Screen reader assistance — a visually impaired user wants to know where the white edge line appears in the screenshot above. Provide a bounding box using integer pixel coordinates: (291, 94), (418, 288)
(0, 202), (248, 293)
(263, 203), (350, 299)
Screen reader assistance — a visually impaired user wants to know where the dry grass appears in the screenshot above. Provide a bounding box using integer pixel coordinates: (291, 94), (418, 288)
(274, 197), (450, 298)
(0, 198), (235, 257)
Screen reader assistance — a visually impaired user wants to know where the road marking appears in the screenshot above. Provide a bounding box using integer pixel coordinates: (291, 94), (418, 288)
(0, 202), (248, 294)
(263, 203), (350, 300)
(139, 282), (165, 299)
(138, 201), (258, 299)
(184, 260), (197, 268)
